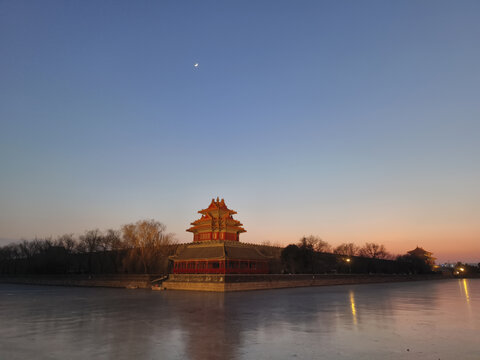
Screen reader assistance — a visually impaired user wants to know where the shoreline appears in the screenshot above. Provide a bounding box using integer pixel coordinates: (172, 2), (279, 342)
(0, 274), (155, 289)
(0, 273), (452, 291)
(162, 273), (449, 292)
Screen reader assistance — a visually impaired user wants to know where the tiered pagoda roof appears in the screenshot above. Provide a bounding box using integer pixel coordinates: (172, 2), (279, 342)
(408, 246), (436, 265)
(187, 197), (246, 242)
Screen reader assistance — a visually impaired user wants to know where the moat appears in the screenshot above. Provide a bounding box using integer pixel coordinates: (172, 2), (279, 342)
(1, 279), (478, 359)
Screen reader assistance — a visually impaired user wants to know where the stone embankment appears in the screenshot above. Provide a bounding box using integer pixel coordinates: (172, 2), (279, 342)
(163, 273), (449, 292)
(0, 274), (156, 289)
(1, 273), (450, 291)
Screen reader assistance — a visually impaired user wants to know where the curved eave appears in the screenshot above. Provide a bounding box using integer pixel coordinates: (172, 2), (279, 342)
(198, 209), (237, 216)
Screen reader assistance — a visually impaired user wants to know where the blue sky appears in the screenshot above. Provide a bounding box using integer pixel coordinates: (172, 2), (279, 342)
(1, 0), (479, 262)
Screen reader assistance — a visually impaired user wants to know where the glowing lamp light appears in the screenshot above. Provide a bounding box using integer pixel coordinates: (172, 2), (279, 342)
(346, 258), (351, 263)
(459, 268), (465, 272)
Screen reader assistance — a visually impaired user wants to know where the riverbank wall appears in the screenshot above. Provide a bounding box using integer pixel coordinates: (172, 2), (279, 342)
(0, 274), (156, 289)
(162, 273), (448, 292)
(0, 273), (449, 291)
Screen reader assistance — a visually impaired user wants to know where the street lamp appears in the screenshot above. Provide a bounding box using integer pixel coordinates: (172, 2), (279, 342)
(345, 258), (352, 273)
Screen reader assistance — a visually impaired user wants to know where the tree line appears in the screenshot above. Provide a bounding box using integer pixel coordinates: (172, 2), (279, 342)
(2, 227), (475, 276)
(280, 236), (435, 274)
(0, 220), (177, 275)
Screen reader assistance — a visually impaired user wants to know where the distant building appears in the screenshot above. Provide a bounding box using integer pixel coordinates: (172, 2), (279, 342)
(407, 246), (436, 267)
(170, 198), (270, 274)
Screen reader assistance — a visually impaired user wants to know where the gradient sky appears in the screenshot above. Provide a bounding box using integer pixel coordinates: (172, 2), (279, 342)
(1, 1), (479, 263)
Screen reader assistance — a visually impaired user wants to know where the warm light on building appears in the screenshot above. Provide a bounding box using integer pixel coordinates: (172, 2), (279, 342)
(170, 198), (270, 275)
(407, 247), (436, 269)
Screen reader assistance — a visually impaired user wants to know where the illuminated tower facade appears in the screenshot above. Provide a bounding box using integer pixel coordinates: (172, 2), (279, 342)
(187, 197), (246, 242)
(170, 198), (269, 275)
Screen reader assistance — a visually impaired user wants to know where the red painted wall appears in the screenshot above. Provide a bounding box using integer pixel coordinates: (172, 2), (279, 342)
(192, 232), (240, 242)
(172, 260), (269, 274)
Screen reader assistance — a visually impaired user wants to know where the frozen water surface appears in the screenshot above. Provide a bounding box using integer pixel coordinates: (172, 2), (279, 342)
(0, 279), (479, 359)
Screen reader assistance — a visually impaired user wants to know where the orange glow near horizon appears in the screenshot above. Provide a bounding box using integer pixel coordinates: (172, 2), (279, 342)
(234, 224), (480, 263)
(174, 226), (479, 263)
(3, 199), (479, 264)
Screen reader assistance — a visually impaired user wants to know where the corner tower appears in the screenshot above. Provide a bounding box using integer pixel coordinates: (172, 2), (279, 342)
(187, 197), (246, 242)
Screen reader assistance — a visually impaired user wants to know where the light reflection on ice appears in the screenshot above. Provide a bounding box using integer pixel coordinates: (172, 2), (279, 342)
(0, 279), (478, 360)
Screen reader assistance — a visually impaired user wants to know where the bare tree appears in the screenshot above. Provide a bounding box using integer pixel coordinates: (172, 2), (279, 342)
(53, 234), (77, 274)
(298, 235), (331, 253)
(79, 229), (102, 273)
(55, 234), (77, 253)
(29, 237), (53, 255)
(102, 229), (123, 273)
(334, 243), (360, 256)
(79, 230), (102, 253)
(359, 242), (389, 259)
(2, 243), (21, 274)
(122, 220), (175, 274)
(18, 240), (35, 259)
(18, 239), (48, 272)
(103, 229), (122, 251)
